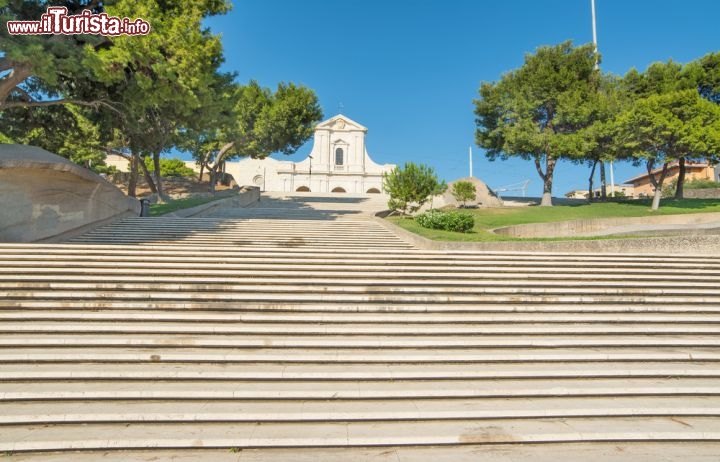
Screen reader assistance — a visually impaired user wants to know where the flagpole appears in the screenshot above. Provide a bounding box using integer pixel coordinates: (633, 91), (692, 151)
(591, 0), (599, 69)
(592, 0), (615, 196)
(469, 147), (473, 178)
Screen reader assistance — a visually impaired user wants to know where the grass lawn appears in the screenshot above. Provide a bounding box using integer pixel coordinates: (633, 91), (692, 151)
(389, 198), (720, 242)
(149, 192), (236, 216)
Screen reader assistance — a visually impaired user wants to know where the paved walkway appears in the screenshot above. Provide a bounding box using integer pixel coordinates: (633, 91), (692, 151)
(203, 191), (390, 219)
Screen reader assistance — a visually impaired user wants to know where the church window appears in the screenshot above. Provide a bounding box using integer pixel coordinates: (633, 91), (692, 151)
(335, 148), (344, 165)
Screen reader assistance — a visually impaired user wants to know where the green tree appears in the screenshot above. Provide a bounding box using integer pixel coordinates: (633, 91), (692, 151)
(0, 102), (113, 171)
(0, 1), (126, 112)
(451, 181), (477, 207)
(88, 0), (231, 200)
(623, 57), (720, 198)
(693, 52), (720, 103)
(382, 162), (446, 216)
(183, 80), (322, 194)
(615, 89), (720, 210)
(474, 41), (599, 206)
(577, 74), (631, 201)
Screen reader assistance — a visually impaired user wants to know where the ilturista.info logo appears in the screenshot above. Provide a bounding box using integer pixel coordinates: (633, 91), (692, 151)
(7, 7), (150, 36)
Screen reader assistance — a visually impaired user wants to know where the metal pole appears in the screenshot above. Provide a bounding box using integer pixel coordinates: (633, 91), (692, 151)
(469, 146), (473, 178)
(592, 0), (614, 196)
(591, 0), (599, 70)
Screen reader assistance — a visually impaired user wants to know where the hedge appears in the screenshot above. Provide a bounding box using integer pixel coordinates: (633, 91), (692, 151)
(415, 210), (475, 233)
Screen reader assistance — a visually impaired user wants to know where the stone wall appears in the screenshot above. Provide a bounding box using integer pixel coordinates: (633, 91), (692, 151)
(0, 145), (140, 243)
(684, 188), (720, 199)
(493, 212), (720, 238)
(374, 216), (720, 254)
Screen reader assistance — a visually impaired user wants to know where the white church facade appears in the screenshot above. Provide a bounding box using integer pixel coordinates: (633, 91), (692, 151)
(222, 114), (395, 194)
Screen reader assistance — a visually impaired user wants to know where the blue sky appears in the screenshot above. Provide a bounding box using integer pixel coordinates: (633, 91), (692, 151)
(203, 0), (720, 196)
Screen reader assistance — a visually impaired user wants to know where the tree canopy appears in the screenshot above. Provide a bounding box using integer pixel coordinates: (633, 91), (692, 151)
(615, 89), (720, 209)
(474, 41), (599, 206)
(181, 80), (322, 194)
(1, 0), (117, 111)
(451, 181), (477, 207)
(475, 44), (720, 210)
(1, 0), (323, 201)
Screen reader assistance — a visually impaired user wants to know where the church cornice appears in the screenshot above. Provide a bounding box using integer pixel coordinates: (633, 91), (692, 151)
(315, 114), (368, 132)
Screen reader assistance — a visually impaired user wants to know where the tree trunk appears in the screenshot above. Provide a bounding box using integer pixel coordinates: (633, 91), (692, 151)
(128, 152), (139, 198)
(651, 186), (663, 211)
(534, 155), (556, 207)
(208, 166), (218, 195)
(587, 160), (597, 202)
(138, 156), (158, 195)
(647, 160), (669, 211)
(152, 152), (165, 204)
(675, 156), (686, 199)
(198, 163), (205, 182)
(203, 143), (235, 195)
(600, 161), (607, 201)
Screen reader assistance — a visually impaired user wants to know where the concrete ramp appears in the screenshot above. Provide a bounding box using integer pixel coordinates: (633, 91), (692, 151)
(0, 145), (140, 242)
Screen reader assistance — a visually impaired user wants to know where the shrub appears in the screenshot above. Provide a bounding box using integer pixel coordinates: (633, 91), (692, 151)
(415, 210), (475, 233)
(144, 157), (196, 178)
(685, 179), (720, 189)
(383, 162), (446, 215)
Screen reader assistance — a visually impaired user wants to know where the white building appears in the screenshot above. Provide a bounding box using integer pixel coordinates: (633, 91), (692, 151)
(223, 114), (395, 194)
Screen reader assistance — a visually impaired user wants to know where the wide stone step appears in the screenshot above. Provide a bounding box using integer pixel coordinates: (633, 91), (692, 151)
(2, 396), (718, 425)
(68, 240), (412, 249)
(0, 261), (720, 286)
(69, 218), (415, 248)
(2, 377), (718, 400)
(3, 275), (720, 290)
(8, 443), (720, 462)
(74, 226), (400, 234)
(4, 309), (720, 324)
(17, 241), (716, 256)
(2, 417), (719, 452)
(2, 243), (719, 261)
(4, 291), (718, 307)
(5, 299), (719, 313)
(2, 333), (718, 349)
(3, 321), (720, 336)
(2, 346), (718, 363)
(2, 279), (717, 296)
(1, 361), (717, 381)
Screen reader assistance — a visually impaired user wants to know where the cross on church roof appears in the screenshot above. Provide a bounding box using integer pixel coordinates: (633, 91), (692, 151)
(337, 102), (344, 114)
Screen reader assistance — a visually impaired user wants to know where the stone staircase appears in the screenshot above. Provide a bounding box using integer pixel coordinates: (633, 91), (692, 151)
(1, 194), (720, 459)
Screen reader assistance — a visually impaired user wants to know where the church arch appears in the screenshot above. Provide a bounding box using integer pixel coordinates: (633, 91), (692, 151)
(331, 187), (346, 193)
(366, 187), (381, 194)
(295, 186), (310, 192)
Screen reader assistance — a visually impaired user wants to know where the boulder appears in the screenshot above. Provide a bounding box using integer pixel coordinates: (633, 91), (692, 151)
(433, 176), (504, 208)
(0, 144), (140, 242)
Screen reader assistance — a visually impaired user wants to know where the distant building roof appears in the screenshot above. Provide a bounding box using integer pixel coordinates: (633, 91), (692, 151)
(624, 160), (711, 185)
